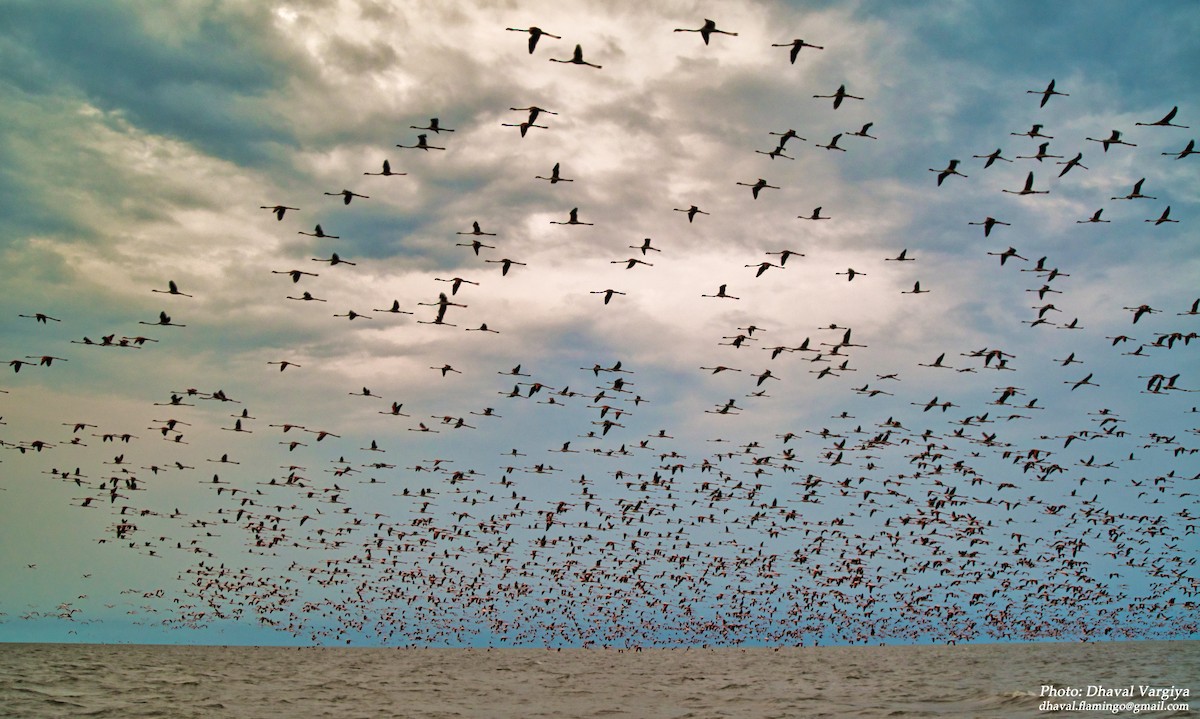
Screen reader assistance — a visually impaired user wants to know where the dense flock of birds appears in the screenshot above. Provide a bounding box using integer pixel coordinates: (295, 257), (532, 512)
(3, 18), (1198, 647)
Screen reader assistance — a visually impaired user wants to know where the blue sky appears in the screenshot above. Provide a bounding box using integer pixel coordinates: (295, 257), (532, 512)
(1, 0), (1197, 647)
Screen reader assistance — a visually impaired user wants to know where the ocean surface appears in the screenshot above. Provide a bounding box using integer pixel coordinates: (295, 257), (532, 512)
(0, 641), (1195, 718)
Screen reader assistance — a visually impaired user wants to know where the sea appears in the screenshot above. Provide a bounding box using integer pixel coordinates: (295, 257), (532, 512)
(0, 641), (1195, 718)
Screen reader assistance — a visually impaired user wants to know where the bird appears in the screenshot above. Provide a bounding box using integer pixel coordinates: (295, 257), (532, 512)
(813, 84), (863, 109)
(410, 118), (455, 133)
(885, 249), (915, 262)
(1011, 124), (1053, 139)
(505, 26), (561, 54)
(591, 289), (626, 305)
(611, 258), (653, 269)
(901, 281), (929, 294)
(456, 221), (496, 236)
(768, 129), (805, 148)
(1124, 305), (1161, 324)
(1056, 153), (1087, 177)
(433, 277), (479, 295)
(311, 253), (356, 266)
(323, 189), (368, 204)
(1161, 139), (1197, 159)
(151, 280), (192, 297)
(272, 269), (319, 283)
(550, 208), (593, 225)
(456, 239), (495, 255)
(745, 261), (782, 277)
(535, 163), (573, 183)
(772, 38), (823, 63)
(797, 207), (831, 220)
(969, 217), (1011, 237)
(1027, 79), (1068, 107)
(373, 300), (414, 315)
(1067, 373), (1098, 391)
(1145, 207), (1178, 225)
(1085, 130), (1136, 152)
(835, 268), (865, 281)
(675, 19), (738, 45)
(510, 106), (557, 124)
(396, 134), (445, 150)
(267, 361), (300, 372)
(485, 258), (527, 276)
(286, 291), (325, 302)
(930, 160), (967, 185)
(766, 249), (804, 266)
(629, 238), (660, 255)
(298, 224), (339, 238)
(847, 122), (876, 139)
(1135, 106), (1187, 128)
(1111, 178), (1156, 200)
(814, 134), (846, 151)
(986, 247), (1027, 265)
(500, 121), (548, 137)
(701, 284), (739, 299)
(548, 45), (601, 68)
(363, 159), (405, 176)
(1076, 209), (1109, 224)
(139, 311), (185, 327)
(1015, 142), (1062, 162)
(18, 313), (61, 323)
(260, 205), (299, 220)
(736, 178), (779, 199)
(918, 353), (952, 369)
(674, 205), (709, 222)
(1001, 171), (1048, 196)
(972, 149), (1013, 168)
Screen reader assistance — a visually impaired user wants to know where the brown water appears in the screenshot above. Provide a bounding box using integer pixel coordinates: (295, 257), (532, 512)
(0, 641), (1195, 718)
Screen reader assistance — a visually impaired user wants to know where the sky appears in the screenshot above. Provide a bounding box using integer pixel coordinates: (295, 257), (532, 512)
(1, 0), (1198, 647)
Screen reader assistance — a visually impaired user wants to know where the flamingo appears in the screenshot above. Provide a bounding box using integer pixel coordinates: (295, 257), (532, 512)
(151, 280), (192, 297)
(1027, 79), (1068, 107)
(1135, 106), (1187, 128)
(674, 205), (708, 222)
(396, 134), (445, 150)
(972, 148), (1012, 168)
(323, 189), (368, 204)
(814, 134), (846, 151)
(260, 205), (298, 220)
(1161, 139), (1197, 159)
(505, 26), (561, 54)
(813, 84), (863, 109)
(535, 163), (573, 183)
(701, 284), (739, 299)
(363, 159), (405, 176)
(591, 289), (626, 305)
(410, 118), (455, 133)
(1111, 178), (1155, 200)
(1085, 129), (1136, 152)
(930, 159), (967, 185)
(1145, 207), (1178, 225)
(550, 208), (593, 225)
(548, 45), (601, 68)
(969, 217), (1011, 237)
(675, 19), (738, 45)
(772, 38), (823, 63)
(736, 178), (779, 199)
(1001, 171), (1048, 196)
(456, 221), (496, 236)
(298, 224), (338, 238)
